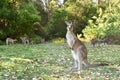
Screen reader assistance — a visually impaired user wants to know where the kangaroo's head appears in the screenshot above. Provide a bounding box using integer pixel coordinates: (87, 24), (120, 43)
(65, 21), (73, 32)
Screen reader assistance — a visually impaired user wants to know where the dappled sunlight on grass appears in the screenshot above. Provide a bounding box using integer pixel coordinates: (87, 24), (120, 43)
(10, 57), (32, 62)
(52, 38), (64, 43)
(0, 62), (17, 69)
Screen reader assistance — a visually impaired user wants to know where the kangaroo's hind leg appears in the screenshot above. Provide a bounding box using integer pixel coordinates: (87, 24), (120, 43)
(77, 52), (83, 74)
(71, 50), (78, 70)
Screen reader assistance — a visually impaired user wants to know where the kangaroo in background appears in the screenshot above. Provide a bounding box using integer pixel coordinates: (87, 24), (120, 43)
(20, 36), (29, 45)
(65, 21), (107, 74)
(90, 38), (110, 47)
(90, 38), (100, 47)
(6, 38), (17, 45)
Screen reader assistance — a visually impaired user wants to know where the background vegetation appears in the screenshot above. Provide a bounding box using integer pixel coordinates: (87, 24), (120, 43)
(0, 0), (120, 44)
(0, 0), (40, 41)
(83, 0), (120, 40)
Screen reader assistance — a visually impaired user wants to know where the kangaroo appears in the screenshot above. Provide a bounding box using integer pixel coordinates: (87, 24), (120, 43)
(102, 36), (110, 45)
(65, 21), (107, 74)
(90, 38), (110, 47)
(90, 38), (100, 47)
(20, 36), (29, 45)
(6, 38), (17, 45)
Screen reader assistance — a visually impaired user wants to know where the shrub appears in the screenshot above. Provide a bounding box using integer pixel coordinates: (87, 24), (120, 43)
(46, 9), (67, 39)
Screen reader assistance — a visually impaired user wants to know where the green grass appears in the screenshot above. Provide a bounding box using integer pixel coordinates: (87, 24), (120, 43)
(0, 42), (120, 80)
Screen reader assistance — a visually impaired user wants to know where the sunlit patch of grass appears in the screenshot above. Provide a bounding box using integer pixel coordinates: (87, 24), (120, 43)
(0, 62), (17, 69)
(10, 57), (32, 62)
(52, 37), (64, 43)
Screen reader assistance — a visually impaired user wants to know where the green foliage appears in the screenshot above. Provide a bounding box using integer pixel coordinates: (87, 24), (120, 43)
(32, 22), (46, 38)
(0, 0), (41, 39)
(83, 1), (120, 39)
(105, 10), (120, 36)
(1, 0), (120, 43)
(16, 2), (41, 35)
(30, 35), (42, 43)
(0, 40), (4, 45)
(64, 0), (97, 34)
(45, 0), (97, 39)
(46, 9), (67, 38)
(83, 20), (98, 39)
(0, 0), (18, 38)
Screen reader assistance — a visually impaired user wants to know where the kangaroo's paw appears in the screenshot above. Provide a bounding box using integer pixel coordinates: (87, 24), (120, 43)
(72, 70), (82, 75)
(77, 70), (81, 74)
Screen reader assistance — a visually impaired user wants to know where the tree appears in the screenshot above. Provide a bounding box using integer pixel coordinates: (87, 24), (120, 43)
(16, 2), (41, 36)
(82, 0), (120, 40)
(0, 0), (41, 40)
(46, 9), (67, 38)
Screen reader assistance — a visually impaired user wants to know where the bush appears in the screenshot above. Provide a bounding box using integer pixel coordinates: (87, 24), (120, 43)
(83, 3), (120, 43)
(0, 40), (4, 45)
(46, 9), (67, 39)
(30, 35), (42, 44)
(0, 1), (41, 40)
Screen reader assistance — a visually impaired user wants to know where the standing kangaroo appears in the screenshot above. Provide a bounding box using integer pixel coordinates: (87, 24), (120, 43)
(65, 21), (107, 74)
(6, 38), (17, 45)
(20, 36), (29, 45)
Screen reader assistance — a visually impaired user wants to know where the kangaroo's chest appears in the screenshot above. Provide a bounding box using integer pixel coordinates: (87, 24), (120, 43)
(66, 32), (76, 47)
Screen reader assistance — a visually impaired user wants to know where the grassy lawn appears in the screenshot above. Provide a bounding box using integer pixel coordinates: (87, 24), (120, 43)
(0, 42), (120, 80)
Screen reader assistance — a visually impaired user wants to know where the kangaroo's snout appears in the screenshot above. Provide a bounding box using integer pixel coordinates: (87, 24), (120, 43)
(65, 21), (73, 31)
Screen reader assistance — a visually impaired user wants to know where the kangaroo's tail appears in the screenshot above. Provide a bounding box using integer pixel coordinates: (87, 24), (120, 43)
(83, 59), (108, 67)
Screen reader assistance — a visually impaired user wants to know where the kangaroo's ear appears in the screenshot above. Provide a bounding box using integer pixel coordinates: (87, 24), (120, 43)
(65, 21), (70, 25)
